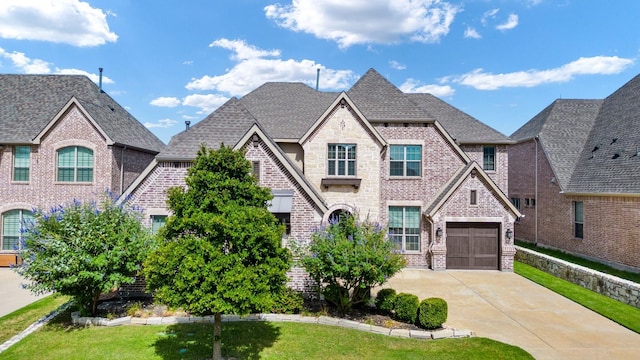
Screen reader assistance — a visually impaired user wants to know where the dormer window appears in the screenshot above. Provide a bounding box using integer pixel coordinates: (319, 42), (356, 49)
(328, 144), (356, 176)
(57, 146), (94, 182)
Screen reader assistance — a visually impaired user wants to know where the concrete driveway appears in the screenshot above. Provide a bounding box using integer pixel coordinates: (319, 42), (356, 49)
(0, 268), (48, 318)
(383, 269), (640, 360)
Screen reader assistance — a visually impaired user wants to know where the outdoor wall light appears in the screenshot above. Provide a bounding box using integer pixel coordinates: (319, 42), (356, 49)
(506, 229), (513, 240)
(436, 227), (443, 237)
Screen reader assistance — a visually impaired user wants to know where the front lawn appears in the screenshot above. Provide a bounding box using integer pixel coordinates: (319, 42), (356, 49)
(515, 261), (640, 333)
(0, 311), (533, 359)
(0, 295), (69, 344)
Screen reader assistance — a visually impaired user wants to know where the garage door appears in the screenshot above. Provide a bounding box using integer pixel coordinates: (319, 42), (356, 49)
(446, 223), (499, 270)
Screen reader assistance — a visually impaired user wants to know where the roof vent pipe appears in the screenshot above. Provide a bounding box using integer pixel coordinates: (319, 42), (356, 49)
(185, 120), (191, 131)
(315, 68), (320, 91)
(98, 68), (104, 92)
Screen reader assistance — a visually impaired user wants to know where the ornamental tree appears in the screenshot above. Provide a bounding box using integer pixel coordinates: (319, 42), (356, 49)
(300, 214), (406, 314)
(143, 144), (291, 360)
(14, 192), (152, 316)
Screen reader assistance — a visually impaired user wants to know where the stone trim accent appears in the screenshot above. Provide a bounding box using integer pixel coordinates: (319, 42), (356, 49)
(69, 312), (472, 340)
(516, 246), (640, 308)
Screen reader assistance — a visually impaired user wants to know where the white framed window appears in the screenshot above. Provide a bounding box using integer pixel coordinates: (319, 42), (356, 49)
(390, 145), (421, 177)
(150, 215), (167, 234)
(57, 146), (94, 182)
(328, 144), (356, 176)
(13, 146), (30, 182)
(483, 146), (496, 171)
(389, 206), (420, 252)
(2, 209), (33, 251)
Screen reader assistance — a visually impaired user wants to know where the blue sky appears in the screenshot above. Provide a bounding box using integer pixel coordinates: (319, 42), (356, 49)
(1, 0), (639, 144)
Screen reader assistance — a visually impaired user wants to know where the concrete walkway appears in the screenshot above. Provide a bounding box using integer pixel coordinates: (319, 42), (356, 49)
(0, 268), (48, 318)
(384, 269), (640, 360)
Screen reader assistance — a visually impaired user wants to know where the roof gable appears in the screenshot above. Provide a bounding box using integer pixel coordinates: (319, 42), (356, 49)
(157, 98), (258, 160)
(567, 74), (640, 194)
(0, 74), (164, 152)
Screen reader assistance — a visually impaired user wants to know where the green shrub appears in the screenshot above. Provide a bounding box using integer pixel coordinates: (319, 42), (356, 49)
(394, 293), (419, 323)
(375, 288), (397, 314)
(417, 297), (448, 330)
(272, 287), (305, 314)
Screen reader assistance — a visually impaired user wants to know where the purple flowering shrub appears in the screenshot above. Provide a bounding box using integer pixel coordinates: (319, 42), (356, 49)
(14, 190), (152, 316)
(300, 213), (406, 314)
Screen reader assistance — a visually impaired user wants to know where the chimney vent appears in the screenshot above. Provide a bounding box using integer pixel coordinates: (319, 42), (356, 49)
(98, 68), (104, 92)
(185, 120), (191, 131)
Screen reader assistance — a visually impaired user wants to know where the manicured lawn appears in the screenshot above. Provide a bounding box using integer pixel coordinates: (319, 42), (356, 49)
(515, 240), (640, 284)
(515, 261), (640, 333)
(0, 311), (533, 359)
(0, 295), (69, 344)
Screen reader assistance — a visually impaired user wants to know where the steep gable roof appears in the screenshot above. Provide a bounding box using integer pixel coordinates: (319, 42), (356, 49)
(239, 82), (338, 140)
(347, 68), (429, 121)
(157, 98), (258, 161)
(0, 74), (164, 152)
(408, 93), (513, 144)
(566, 74), (640, 194)
(511, 99), (603, 190)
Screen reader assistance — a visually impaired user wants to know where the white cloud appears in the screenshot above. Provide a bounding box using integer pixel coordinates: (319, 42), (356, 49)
(464, 26), (481, 39)
(55, 68), (114, 84)
(0, 0), (117, 47)
(150, 97), (181, 107)
(389, 60), (406, 70)
(144, 119), (178, 129)
(182, 94), (229, 113)
(265, 0), (459, 48)
(400, 78), (455, 97)
(0, 48), (50, 73)
(186, 39), (355, 96)
(452, 56), (635, 90)
(481, 8), (500, 26)
(496, 14), (518, 31)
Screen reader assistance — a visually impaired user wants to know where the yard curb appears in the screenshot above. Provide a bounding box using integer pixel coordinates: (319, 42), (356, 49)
(0, 302), (72, 354)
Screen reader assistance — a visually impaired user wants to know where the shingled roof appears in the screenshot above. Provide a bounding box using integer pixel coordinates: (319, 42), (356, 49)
(157, 97), (258, 161)
(511, 99), (603, 190)
(0, 74), (164, 153)
(567, 74), (640, 194)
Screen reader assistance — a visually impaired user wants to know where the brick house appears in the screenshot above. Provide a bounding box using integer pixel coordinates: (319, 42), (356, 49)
(0, 75), (165, 266)
(124, 69), (521, 271)
(509, 74), (640, 271)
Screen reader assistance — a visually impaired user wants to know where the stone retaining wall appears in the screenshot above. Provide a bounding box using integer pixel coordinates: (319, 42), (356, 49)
(516, 246), (640, 309)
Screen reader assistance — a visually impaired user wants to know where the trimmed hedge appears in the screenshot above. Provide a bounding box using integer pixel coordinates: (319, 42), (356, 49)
(375, 288), (397, 314)
(417, 297), (448, 330)
(394, 293), (419, 323)
(272, 287), (305, 314)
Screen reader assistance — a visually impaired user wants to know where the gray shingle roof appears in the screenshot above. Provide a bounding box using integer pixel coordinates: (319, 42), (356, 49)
(239, 82), (338, 139)
(0, 74), (164, 152)
(157, 97), (258, 160)
(408, 93), (513, 144)
(347, 68), (430, 121)
(511, 99), (603, 190)
(567, 75), (640, 194)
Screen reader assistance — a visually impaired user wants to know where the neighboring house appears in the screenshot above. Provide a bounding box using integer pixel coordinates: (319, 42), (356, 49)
(509, 74), (640, 271)
(0, 74), (165, 266)
(124, 69), (520, 273)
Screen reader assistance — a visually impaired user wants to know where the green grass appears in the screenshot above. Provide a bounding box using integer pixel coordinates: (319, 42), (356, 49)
(0, 294), (70, 344)
(0, 311), (533, 360)
(515, 240), (640, 284)
(515, 261), (640, 333)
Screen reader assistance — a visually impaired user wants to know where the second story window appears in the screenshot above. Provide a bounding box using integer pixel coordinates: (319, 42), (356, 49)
(13, 146), (30, 182)
(390, 145), (422, 177)
(483, 146), (496, 171)
(57, 146), (94, 182)
(328, 144), (356, 176)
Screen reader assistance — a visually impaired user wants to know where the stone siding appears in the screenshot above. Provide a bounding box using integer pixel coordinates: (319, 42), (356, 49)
(516, 246), (640, 308)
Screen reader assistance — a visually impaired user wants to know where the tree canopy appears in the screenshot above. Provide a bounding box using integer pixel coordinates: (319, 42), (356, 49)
(15, 192), (152, 316)
(143, 144), (291, 360)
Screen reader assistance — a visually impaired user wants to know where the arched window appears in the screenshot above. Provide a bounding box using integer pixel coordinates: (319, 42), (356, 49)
(1, 210), (34, 251)
(57, 146), (94, 182)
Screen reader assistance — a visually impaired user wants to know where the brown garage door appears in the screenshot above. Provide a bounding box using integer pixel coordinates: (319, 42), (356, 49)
(446, 223), (499, 270)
